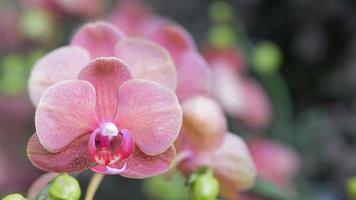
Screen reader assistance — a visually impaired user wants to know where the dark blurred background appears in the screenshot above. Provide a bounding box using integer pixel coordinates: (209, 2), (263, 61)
(1, 0), (356, 199)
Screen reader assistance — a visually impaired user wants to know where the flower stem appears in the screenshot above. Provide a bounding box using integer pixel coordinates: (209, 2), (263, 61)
(85, 173), (104, 200)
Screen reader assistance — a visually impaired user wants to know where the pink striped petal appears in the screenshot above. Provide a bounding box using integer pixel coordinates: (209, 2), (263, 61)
(150, 24), (196, 60)
(28, 45), (90, 106)
(116, 79), (182, 155)
(116, 38), (177, 91)
(180, 96), (226, 152)
(120, 145), (176, 178)
(176, 50), (212, 102)
(71, 21), (125, 58)
(27, 133), (92, 172)
(35, 80), (98, 152)
(78, 58), (133, 121)
(209, 134), (256, 194)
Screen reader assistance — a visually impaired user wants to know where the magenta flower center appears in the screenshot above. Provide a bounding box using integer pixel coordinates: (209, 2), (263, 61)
(88, 122), (135, 174)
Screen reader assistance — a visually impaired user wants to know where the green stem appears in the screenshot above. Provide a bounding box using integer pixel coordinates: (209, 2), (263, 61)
(85, 173), (104, 200)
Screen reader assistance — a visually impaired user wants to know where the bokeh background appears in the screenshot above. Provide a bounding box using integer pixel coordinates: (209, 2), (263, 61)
(1, 0), (356, 199)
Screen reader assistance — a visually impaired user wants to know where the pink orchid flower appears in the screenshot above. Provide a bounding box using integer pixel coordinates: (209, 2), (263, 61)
(109, 0), (212, 102)
(248, 139), (300, 189)
(23, 0), (103, 18)
(176, 96), (256, 200)
(27, 57), (182, 177)
(108, 0), (167, 37)
(202, 47), (272, 128)
(29, 21), (177, 106)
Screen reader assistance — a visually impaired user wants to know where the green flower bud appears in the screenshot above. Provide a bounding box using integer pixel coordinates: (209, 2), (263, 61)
(209, 1), (234, 23)
(190, 168), (219, 200)
(49, 173), (81, 200)
(20, 8), (54, 43)
(0, 55), (27, 95)
(347, 177), (356, 200)
(2, 194), (28, 200)
(209, 24), (237, 50)
(253, 41), (283, 74)
(144, 173), (189, 200)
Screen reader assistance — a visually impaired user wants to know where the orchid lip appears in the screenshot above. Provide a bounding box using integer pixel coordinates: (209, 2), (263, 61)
(88, 124), (135, 174)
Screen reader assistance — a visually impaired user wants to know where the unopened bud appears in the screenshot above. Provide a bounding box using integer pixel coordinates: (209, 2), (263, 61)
(347, 177), (356, 200)
(2, 194), (27, 200)
(253, 41), (282, 74)
(49, 173), (81, 200)
(190, 168), (219, 200)
(209, 1), (234, 23)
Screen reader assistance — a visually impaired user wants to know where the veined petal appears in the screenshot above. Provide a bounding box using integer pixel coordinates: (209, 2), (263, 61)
(28, 45), (90, 106)
(71, 21), (125, 58)
(176, 50), (212, 102)
(78, 58), (133, 122)
(116, 37), (177, 91)
(27, 133), (92, 172)
(116, 79), (182, 155)
(209, 133), (256, 195)
(119, 145), (176, 179)
(36, 80), (98, 152)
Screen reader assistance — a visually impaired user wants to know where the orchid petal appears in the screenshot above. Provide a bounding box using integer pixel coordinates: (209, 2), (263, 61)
(71, 21), (125, 58)
(35, 80), (98, 152)
(116, 79), (182, 155)
(180, 96), (226, 152)
(28, 46), (90, 106)
(27, 133), (92, 172)
(90, 163), (127, 175)
(109, 0), (165, 37)
(210, 133), (256, 194)
(176, 50), (211, 102)
(119, 145), (176, 179)
(78, 58), (133, 122)
(116, 37), (177, 91)
(241, 80), (272, 128)
(150, 24), (196, 60)
(211, 66), (245, 116)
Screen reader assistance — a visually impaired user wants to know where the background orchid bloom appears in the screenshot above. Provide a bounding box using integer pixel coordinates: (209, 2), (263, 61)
(108, 1), (212, 102)
(27, 58), (182, 177)
(248, 139), (300, 189)
(108, 0), (166, 37)
(176, 96), (256, 200)
(202, 47), (272, 129)
(149, 25), (212, 102)
(28, 21), (177, 106)
(23, 0), (103, 18)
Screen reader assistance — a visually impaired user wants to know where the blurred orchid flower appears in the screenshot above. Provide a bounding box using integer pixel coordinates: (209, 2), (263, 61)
(248, 139), (300, 189)
(23, 0), (103, 18)
(108, 0), (167, 37)
(109, 1), (212, 102)
(27, 57), (182, 177)
(29, 21), (177, 106)
(203, 47), (272, 129)
(176, 96), (256, 199)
